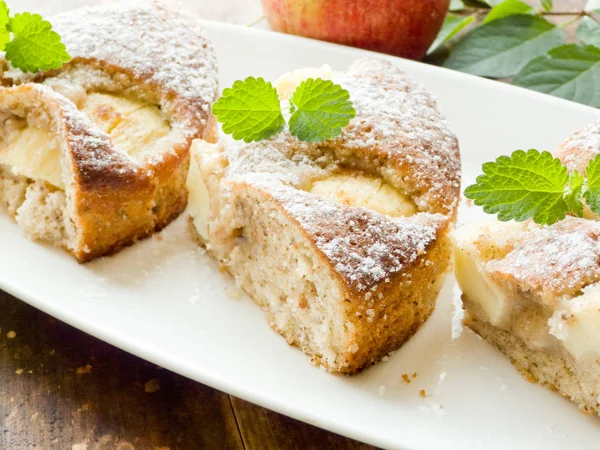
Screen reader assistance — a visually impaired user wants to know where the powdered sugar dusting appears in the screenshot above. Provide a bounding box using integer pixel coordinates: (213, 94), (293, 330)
(254, 181), (445, 292)
(48, 1), (218, 129)
(487, 217), (600, 304)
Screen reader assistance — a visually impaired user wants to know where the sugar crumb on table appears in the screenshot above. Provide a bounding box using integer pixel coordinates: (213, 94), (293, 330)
(401, 373), (411, 384)
(144, 378), (160, 393)
(76, 364), (93, 375)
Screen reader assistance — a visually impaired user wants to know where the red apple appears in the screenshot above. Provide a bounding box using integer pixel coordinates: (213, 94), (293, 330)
(261, 0), (450, 61)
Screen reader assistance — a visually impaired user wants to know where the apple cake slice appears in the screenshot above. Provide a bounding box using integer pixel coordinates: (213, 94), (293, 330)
(0, 2), (218, 261)
(188, 59), (461, 373)
(454, 120), (600, 415)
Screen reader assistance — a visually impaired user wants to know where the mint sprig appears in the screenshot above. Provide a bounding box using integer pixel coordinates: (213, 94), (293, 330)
(466, 150), (600, 225)
(0, 2), (70, 73)
(212, 76), (355, 144)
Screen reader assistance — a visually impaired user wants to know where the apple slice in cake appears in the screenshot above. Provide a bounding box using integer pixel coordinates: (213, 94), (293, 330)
(187, 59), (461, 373)
(0, 2), (218, 261)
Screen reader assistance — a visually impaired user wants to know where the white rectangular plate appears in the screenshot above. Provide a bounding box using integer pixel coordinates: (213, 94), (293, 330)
(2, 16), (600, 450)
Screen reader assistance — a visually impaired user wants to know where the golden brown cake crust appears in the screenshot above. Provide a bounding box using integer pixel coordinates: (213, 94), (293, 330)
(0, 2), (218, 262)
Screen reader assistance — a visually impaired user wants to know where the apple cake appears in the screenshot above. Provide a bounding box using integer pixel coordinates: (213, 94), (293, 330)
(188, 59), (461, 373)
(0, 2), (218, 261)
(454, 120), (600, 415)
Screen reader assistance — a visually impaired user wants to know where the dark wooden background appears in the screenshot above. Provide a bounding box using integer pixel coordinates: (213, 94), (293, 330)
(1, 0), (584, 449)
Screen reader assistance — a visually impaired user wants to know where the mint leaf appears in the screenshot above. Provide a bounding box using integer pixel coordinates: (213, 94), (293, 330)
(584, 154), (600, 215)
(288, 78), (355, 143)
(5, 12), (71, 73)
(585, 0), (600, 12)
(577, 17), (600, 47)
(483, 0), (534, 24)
(565, 170), (585, 217)
(428, 14), (475, 54)
(512, 45), (600, 107)
(450, 0), (466, 11)
(212, 77), (284, 143)
(444, 15), (564, 77)
(541, 0), (553, 11)
(464, 149), (570, 225)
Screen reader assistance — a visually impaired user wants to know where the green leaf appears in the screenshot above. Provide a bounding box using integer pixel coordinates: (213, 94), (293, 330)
(464, 149), (570, 225)
(444, 15), (564, 78)
(577, 16), (600, 47)
(428, 14), (475, 54)
(541, 0), (553, 11)
(5, 12), (71, 73)
(0, 1), (9, 51)
(585, 0), (600, 12)
(288, 78), (355, 143)
(584, 154), (600, 215)
(483, 0), (534, 24)
(512, 44), (600, 108)
(565, 170), (585, 217)
(450, 0), (466, 11)
(212, 77), (284, 143)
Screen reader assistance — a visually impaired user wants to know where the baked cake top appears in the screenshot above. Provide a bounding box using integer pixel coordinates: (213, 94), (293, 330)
(5, 1), (219, 133)
(485, 218), (600, 304)
(224, 59), (461, 217)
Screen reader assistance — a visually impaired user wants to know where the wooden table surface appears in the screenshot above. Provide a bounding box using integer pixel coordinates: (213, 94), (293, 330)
(1, 1), (585, 449)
